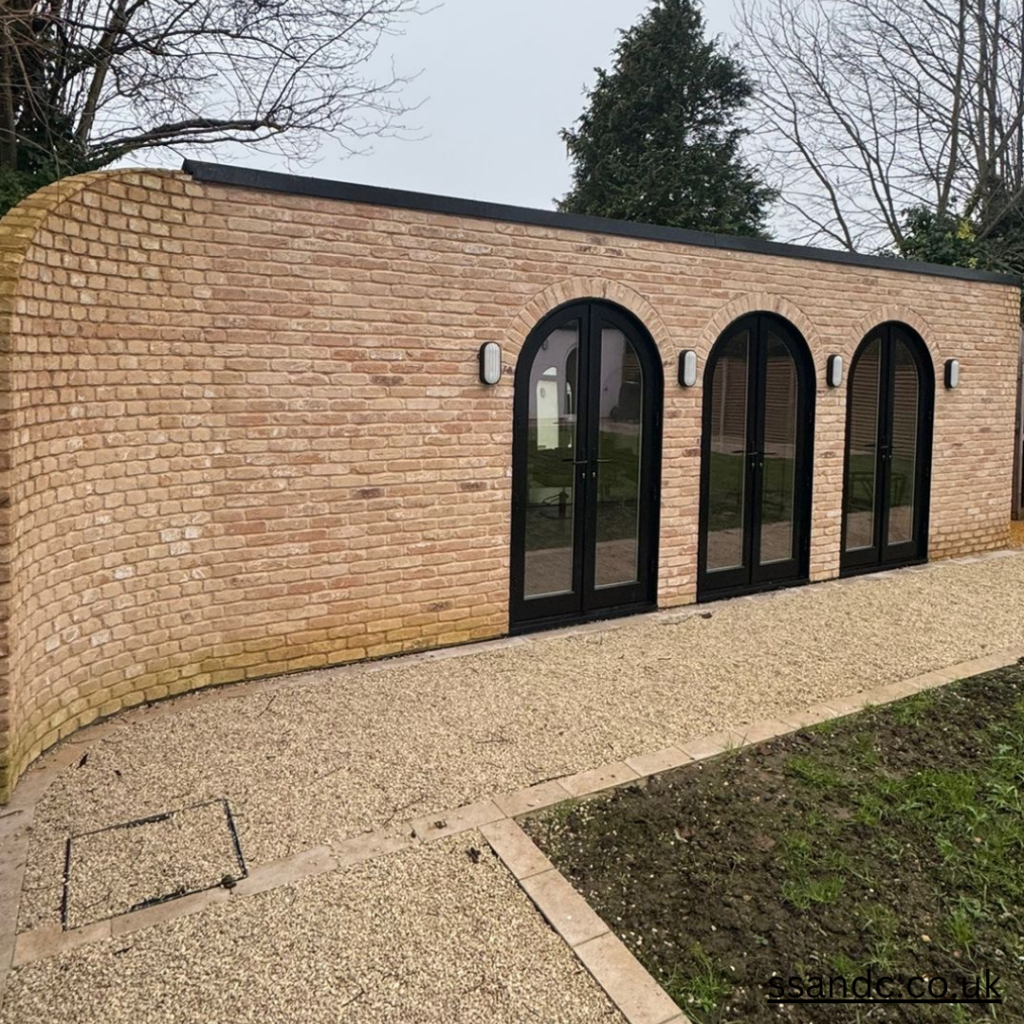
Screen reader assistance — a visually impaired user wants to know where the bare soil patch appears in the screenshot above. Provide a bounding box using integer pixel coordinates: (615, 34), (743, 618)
(525, 666), (1024, 1023)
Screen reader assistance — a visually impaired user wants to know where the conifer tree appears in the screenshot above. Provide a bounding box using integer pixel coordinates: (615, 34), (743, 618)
(560, 0), (775, 238)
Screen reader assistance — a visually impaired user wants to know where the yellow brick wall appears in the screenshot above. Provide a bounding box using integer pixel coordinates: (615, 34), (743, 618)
(0, 168), (1019, 800)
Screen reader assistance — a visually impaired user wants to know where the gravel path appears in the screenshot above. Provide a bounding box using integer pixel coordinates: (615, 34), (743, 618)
(17, 551), (1024, 934)
(2, 834), (621, 1024)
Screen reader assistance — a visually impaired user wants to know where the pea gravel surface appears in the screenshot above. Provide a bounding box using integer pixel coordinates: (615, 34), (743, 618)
(17, 552), (1024, 935)
(64, 800), (242, 928)
(1, 834), (622, 1024)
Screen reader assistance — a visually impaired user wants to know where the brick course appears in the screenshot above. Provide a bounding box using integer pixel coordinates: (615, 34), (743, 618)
(0, 168), (1018, 801)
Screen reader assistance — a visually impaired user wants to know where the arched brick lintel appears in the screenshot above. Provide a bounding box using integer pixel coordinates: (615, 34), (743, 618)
(845, 306), (938, 368)
(695, 293), (825, 365)
(504, 279), (678, 366)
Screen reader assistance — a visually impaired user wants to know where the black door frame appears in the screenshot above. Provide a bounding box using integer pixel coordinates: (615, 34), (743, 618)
(509, 300), (663, 633)
(840, 322), (934, 575)
(697, 313), (815, 602)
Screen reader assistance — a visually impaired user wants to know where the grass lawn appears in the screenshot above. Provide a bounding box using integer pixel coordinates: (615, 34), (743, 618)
(523, 665), (1024, 1023)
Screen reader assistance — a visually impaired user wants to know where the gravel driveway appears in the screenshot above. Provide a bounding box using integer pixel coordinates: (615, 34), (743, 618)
(15, 550), (1024, 933)
(2, 835), (621, 1024)
(4, 550), (1024, 1023)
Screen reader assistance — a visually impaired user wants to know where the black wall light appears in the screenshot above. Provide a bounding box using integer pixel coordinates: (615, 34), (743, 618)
(944, 358), (960, 388)
(479, 342), (502, 385)
(678, 350), (697, 387)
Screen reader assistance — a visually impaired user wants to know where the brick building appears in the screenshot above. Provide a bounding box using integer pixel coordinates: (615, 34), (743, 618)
(0, 162), (1019, 801)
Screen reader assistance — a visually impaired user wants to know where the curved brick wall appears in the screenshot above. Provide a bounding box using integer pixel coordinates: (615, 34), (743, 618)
(0, 168), (1018, 801)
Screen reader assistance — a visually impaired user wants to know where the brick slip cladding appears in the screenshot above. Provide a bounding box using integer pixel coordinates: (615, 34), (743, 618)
(0, 168), (1018, 801)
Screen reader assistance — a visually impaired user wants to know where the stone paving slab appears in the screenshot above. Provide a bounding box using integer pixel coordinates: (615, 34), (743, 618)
(573, 934), (684, 1024)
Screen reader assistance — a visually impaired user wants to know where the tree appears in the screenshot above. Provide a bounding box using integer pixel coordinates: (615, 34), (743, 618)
(739, 0), (1024, 273)
(558, 0), (777, 238)
(897, 207), (981, 269)
(0, 0), (418, 215)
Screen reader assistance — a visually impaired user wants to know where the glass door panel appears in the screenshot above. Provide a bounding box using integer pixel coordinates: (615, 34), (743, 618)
(594, 328), (642, 588)
(759, 331), (798, 565)
(700, 314), (812, 600)
(523, 323), (579, 599)
(511, 302), (662, 630)
(887, 339), (919, 547)
(706, 330), (750, 573)
(843, 337), (881, 553)
(840, 324), (932, 575)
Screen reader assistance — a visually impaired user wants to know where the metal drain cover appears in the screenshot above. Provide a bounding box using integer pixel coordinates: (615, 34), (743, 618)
(62, 799), (246, 929)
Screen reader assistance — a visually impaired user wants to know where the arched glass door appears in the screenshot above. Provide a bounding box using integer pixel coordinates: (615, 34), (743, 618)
(698, 314), (815, 600)
(841, 323), (933, 573)
(510, 302), (662, 631)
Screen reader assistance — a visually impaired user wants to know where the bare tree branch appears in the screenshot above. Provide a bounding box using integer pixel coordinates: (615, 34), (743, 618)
(0, 0), (421, 181)
(738, 0), (1024, 255)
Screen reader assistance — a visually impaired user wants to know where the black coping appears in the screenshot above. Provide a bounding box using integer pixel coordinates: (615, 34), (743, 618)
(182, 160), (1021, 288)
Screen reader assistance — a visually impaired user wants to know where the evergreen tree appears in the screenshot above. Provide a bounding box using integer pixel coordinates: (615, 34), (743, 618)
(559, 0), (776, 238)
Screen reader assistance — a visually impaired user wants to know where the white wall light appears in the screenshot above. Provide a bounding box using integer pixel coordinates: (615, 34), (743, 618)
(478, 342), (502, 385)
(826, 354), (843, 388)
(945, 358), (960, 388)
(678, 349), (698, 387)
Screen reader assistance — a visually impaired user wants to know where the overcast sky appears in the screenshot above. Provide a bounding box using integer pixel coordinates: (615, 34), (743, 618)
(211, 0), (738, 211)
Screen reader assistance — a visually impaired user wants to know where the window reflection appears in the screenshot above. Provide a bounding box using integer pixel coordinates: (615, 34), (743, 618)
(524, 324), (579, 598)
(844, 338), (881, 552)
(594, 328), (642, 588)
(706, 330), (749, 572)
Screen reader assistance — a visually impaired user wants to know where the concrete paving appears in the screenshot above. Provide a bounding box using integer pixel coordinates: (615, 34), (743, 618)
(3, 550), (1024, 1021)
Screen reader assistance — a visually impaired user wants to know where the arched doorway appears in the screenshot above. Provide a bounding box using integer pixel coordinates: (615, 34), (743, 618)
(510, 301), (663, 632)
(841, 323), (934, 574)
(698, 313), (815, 600)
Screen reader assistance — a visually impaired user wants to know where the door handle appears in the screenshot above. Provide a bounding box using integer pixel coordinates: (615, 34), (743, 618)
(561, 458), (590, 466)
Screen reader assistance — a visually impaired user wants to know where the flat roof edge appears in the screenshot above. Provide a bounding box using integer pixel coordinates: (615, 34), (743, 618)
(182, 160), (1022, 288)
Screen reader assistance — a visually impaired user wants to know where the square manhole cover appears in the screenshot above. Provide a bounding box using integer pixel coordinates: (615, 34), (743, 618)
(62, 799), (247, 929)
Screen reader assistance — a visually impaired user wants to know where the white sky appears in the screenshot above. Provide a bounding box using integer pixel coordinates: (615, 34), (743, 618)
(209, 0), (739, 210)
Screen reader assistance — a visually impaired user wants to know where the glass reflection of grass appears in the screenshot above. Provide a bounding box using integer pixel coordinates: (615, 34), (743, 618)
(526, 428), (641, 548)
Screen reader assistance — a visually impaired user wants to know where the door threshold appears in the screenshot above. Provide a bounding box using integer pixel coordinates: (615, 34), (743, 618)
(839, 557), (927, 579)
(697, 575), (811, 604)
(509, 601), (656, 637)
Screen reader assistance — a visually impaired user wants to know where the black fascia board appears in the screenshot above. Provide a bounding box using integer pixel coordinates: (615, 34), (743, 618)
(181, 160), (1022, 288)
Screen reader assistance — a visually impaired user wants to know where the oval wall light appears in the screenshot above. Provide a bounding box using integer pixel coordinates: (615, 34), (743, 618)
(945, 359), (960, 389)
(678, 350), (698, 387)
(478, 342), (502, 385)
(826, 354), (843, 388)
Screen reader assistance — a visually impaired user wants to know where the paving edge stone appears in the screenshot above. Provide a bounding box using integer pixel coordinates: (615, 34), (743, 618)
(3, 644), (1022, 1005)
(518, 869), (610, 948)
(574, 932), (692, 1024)
(483, 823), (691, 1024)
(410, 798), (505, 841)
